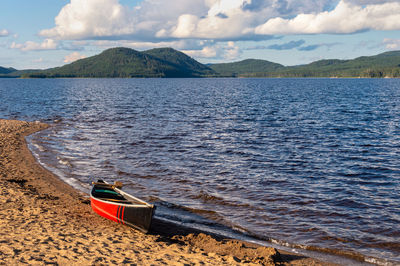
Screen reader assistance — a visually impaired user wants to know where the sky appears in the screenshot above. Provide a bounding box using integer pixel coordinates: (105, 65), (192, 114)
(1, 0), (400, 69)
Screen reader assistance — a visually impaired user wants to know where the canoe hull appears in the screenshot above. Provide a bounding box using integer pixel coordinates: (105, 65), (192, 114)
(90, 183), (155, 233)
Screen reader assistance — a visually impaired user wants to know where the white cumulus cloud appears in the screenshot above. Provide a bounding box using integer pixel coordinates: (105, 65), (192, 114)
(64, 52), (87, 63)
(383, 38), (400, 50)
(40, 0), (332, 41)
(40, 0), (208, 40)
(255, 0), (400, 35)
(40, 0), (400, 42)
(11, 39), (58, 51)
(40, 0), (134, 39)
(0, 29), (9, 37)
(183, 41), (241, 60)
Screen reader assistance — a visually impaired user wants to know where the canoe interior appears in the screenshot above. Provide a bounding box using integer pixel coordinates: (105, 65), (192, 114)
(92, 185), (145, 205)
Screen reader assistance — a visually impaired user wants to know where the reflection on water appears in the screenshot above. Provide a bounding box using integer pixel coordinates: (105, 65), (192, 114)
(1, 78), (400, 264)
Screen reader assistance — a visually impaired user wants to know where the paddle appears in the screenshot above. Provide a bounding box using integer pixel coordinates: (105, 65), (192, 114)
(92, 181), (123, 189)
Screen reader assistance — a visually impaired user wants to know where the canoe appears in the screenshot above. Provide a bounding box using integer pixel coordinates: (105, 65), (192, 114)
(90, 180), (155, 233)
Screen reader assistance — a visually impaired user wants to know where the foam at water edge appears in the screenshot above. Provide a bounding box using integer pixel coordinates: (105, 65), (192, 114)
(26, 131), (90, 194)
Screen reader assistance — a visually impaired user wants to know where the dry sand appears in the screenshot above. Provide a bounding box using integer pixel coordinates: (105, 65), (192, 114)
(0, 119), (334, 265)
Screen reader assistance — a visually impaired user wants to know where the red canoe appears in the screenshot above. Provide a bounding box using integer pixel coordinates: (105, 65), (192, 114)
(90, 180), (155, 233)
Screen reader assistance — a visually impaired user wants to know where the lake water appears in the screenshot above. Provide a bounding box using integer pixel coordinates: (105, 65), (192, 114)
(1, 78), (399, 264)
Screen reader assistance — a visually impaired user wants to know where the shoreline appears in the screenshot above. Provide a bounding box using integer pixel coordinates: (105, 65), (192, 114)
(0, 119), (336, 265)
(2, 76), (400, 79)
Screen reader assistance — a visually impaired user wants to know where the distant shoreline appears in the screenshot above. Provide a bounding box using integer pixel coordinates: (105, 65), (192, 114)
(1, 47), (400, 78)
(1, 76), (400, 79)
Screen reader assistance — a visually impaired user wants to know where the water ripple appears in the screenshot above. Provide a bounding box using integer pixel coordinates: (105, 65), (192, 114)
(2, 78), (400, 264)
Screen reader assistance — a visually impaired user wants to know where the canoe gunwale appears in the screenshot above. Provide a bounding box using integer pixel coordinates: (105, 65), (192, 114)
(90, 195), (152, 208)
(114, 187), (154, 207)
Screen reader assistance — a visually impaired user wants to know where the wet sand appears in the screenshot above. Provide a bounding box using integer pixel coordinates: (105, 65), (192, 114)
(0, 119), (334, 265)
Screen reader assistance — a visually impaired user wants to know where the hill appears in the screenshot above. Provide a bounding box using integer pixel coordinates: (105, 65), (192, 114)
(209, 59), (284, 77)
(25, 47), (216, 78)
(143, 48), (215, 77)
(0, 66), (17, 75)
(273, 51), (400, 78)
(209, 51), (400, 78)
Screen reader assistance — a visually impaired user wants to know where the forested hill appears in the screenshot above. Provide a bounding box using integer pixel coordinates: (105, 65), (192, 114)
(209, 59), (283, 77)
(24, 47), (216, 78)
(0, 66), (16, 75)
(275, 51), (400, 78)
(143, 48), (214, 76)
(209, 51), (400, 78)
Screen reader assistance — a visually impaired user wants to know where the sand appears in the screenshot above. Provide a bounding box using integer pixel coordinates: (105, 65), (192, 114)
(0, 119), (333, 265)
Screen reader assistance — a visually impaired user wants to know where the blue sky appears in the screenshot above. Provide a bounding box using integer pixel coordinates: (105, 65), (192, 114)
(1, 0), (400, 69)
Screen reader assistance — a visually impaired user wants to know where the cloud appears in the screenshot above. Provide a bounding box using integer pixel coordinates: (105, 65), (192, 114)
(167, 0), (276, 40)
(297, 44), (322, 51)
(242, 0), (331, 14)
(64, 52), (87, 63)
(40, 0), (134, 39)
(41, 0), (400, 44)
(244, 45), (270, 50)
(39, 0), (332, 41)
(245, 40), (341, 51)
(255, 0), (400, 35)
(267, 40), (305, 50)
(298, 42), (341, 51)
(0, 29), (9, 37)
(183, 46), (218, 58)
(40, 0), (208, 40)
(183, 41), (241, 60)
(347, 0), (400, 5)
(11, 39), (58, 51)
(383, 38), (400, 50)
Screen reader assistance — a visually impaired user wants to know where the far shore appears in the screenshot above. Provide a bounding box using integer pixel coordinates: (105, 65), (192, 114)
(1, 75), (400, 79)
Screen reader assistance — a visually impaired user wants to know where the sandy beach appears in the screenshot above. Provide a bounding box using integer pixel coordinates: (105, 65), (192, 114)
(0, 119), (333, 265)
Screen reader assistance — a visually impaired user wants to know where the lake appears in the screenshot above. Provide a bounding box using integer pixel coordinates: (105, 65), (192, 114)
(1, 78), (399, 264)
